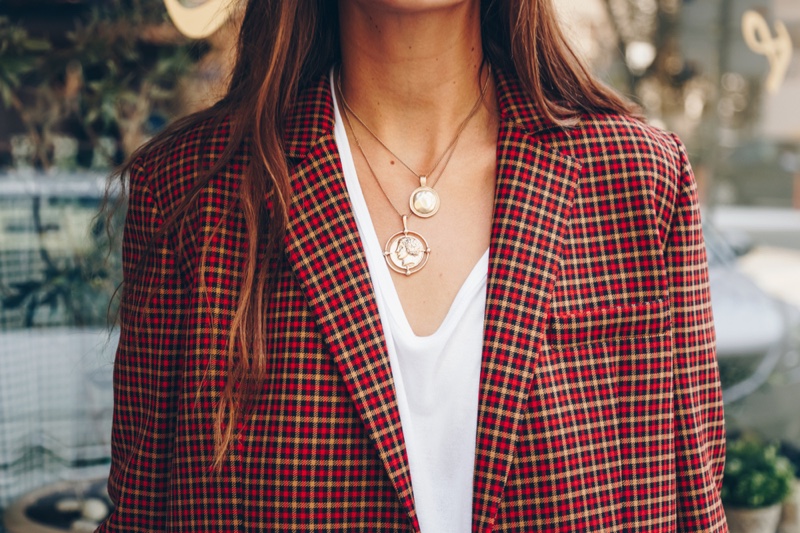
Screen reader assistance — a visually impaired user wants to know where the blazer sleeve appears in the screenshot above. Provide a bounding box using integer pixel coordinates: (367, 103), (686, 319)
(97, 158), (185, 532)
(665, 135), (727, 531)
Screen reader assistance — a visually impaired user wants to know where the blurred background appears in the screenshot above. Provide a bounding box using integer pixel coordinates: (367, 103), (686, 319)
(0, 0), (798, 531)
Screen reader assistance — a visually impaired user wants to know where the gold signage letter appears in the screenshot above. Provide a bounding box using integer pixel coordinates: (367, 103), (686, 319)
(742, 10), (793, 93)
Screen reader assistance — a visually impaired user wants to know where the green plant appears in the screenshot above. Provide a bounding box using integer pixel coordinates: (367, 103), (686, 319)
(722, 434), (796, 508)
(0, 16), (52, 164)
(0, 197), (123, 328)
(0, 17), (51, 104)
(0, 0), (201, 170)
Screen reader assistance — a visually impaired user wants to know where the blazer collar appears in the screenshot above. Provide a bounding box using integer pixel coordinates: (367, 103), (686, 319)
(282, 68), (581, 533)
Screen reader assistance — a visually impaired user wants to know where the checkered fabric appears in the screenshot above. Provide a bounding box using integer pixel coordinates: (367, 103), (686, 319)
(97, 69), (726, 532)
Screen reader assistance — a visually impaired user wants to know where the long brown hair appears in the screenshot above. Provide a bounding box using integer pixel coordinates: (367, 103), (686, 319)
(117, 0), (635, 468)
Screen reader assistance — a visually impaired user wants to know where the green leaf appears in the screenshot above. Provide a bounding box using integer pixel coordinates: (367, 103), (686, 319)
(23, 38), (51, 52)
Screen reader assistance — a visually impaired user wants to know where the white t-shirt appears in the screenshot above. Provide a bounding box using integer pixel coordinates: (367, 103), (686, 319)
(331, 76), (488, 533)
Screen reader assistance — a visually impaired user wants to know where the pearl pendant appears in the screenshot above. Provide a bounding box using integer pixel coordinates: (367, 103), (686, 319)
(409, 176), (440, 218)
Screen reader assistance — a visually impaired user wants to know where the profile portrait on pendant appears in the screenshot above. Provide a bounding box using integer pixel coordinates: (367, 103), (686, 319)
(397, 236), (423, 265)
(385, 232), (430, 275)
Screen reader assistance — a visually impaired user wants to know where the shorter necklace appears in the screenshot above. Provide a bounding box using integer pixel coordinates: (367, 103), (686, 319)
(337, 65), (489, 276)
(338, 64), (490, 220)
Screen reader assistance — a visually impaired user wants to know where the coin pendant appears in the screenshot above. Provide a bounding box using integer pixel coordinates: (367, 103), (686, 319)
(384, 229), (431, 276)
(409, 186), (440, 218)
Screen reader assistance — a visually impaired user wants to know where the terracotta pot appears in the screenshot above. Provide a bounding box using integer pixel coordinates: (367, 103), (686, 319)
(778, 480), (800, 533)
(726, 503), (783, 533)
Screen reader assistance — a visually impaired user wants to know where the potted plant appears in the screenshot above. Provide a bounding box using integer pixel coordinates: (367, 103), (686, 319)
(723, 434), (796, 533)
(778, 443), (800, 533)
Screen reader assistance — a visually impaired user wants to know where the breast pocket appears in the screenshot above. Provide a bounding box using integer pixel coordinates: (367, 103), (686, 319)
(539, 298), (674, 433)
(531, 299), (674, 494)
(547, 298), (672, 350)
(523, 301), (675, 522)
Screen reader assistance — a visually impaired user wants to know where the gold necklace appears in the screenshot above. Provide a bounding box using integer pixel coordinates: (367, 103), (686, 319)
(337, 64), (490, 276)
(340, 101), (434, 275)
(337, 63), (490, 220)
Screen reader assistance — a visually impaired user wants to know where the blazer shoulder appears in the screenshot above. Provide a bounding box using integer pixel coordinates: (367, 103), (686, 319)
(546, 112), (690, 240)
(565, 112), (684, 172)
(130, 114), (246, 218)
(561, 112), (686, 186)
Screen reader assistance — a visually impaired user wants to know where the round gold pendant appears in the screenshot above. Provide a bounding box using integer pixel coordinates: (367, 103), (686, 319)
(384, 228), (430, 276)
(409, 186), (440, 218)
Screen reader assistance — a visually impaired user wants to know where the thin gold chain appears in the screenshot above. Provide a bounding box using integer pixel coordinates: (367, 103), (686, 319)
(336, 62), (490, 189)
(340, 94), (418, 218)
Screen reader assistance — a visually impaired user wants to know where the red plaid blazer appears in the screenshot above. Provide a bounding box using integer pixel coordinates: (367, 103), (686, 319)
(98, 69), (726, 532)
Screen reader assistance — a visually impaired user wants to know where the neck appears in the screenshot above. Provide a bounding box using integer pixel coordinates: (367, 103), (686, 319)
(337, 0), (493, 168)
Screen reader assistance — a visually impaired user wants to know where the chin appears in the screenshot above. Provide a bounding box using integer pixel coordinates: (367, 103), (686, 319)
(344, 0), (473, 13)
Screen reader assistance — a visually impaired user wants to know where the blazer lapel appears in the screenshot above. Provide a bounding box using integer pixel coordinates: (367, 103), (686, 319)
(471, 71), (582, 532)
(282, 78), (420, 531)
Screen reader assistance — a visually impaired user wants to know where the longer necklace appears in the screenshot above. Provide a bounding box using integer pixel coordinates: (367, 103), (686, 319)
(337, 64), (490, 276)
